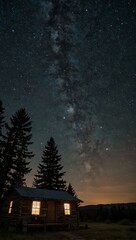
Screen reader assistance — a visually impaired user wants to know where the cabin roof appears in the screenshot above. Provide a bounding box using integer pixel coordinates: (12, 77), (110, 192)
(12, 186), (82, 202)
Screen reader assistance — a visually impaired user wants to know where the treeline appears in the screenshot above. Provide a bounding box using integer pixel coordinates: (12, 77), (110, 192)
(79, 203), (136, 223)
(0, 101), (76, 199)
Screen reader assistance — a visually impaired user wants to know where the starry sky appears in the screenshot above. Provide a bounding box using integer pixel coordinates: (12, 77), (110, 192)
(0, 0), (136, 205)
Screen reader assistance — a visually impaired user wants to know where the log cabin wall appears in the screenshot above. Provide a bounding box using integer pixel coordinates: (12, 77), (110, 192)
(0, 188), (80, 229)
(20, 198), (48, 224)
(0, 195), (48, 226)
(55, 201), (79, 228)
(0, 192), (21, 227)
(20, 199), (79, 227)
(46, 200), (56, 223)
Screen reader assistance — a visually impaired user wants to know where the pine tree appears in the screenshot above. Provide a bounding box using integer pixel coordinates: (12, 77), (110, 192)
(67, 183), (77, 197)
(0, 100), (5, 157)
(0, 100), (5, 136)
(0, 101), (5, 194)
(33, 137), (66, 191)
(0, 108), (34, 197)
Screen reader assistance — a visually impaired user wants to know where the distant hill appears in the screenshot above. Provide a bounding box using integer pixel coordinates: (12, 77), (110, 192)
(80, 202), (136, 210)
(79, 202), (136, 222)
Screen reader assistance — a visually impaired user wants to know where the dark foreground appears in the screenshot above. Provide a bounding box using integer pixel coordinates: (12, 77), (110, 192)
(0, 222), (136, 240)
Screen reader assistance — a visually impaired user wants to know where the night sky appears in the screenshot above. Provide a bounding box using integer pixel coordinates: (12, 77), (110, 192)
(0, 0), (136, 205)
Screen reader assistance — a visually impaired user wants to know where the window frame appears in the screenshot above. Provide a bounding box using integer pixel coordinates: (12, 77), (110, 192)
(31, 200), (41, 215)
(8, 200), (13, 214)
(64, 203), (71, 215)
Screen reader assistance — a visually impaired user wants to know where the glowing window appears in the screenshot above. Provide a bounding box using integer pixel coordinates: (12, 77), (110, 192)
(31, 201), (41, 215)
(8, 201), (13, 214)
(64, 203), (70, 215)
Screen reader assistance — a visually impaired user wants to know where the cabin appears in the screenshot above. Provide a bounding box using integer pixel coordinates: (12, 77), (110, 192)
(0, 185), (82, 232)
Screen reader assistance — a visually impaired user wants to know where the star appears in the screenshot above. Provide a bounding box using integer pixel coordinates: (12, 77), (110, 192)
(0, 0), (136, 205)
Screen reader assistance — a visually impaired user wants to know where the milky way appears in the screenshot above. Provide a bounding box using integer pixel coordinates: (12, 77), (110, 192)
(0, 0), (136, 204)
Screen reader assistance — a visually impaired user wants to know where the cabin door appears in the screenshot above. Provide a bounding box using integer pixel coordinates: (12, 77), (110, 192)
(47, 201), (56, 223)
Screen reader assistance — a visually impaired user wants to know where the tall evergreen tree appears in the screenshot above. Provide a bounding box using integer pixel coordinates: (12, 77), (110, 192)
(0, 100), (5, 191)
(67, 183), (77, 197)
(0, 100), (5, 153)
(0, 100), (5, 136)
(33, 137), (66, 191)
(0, 108), (34, 197)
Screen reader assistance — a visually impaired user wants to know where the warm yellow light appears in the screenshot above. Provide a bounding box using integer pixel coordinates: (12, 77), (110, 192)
(31, 201), (41, 215)
(64, 203), (70, 215)
(8, 201), (13, 214)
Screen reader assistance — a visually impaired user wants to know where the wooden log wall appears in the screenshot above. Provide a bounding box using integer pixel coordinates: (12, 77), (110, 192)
(55, 201), (79, 228)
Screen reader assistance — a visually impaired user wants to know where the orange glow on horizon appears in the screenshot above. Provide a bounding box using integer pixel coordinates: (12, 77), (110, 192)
(26, 177), (136, 206)
(79, 191), (136, 206)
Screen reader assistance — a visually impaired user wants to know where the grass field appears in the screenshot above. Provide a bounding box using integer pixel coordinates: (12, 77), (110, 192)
(0, 222), (136, 240)
(76, 222), (136, 240)
(0, 231), (70, 240)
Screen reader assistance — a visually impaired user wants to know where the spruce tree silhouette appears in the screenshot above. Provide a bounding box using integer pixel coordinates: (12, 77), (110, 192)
(67, 183), (77, 197)
(0, 100), (4, 136)
(33, 137), (66, 191)
(0, 108), (34, 197)
(0, 100), (5, 197)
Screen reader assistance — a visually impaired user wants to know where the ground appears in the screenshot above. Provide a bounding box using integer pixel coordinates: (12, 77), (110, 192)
(0, 222), (136, 240)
